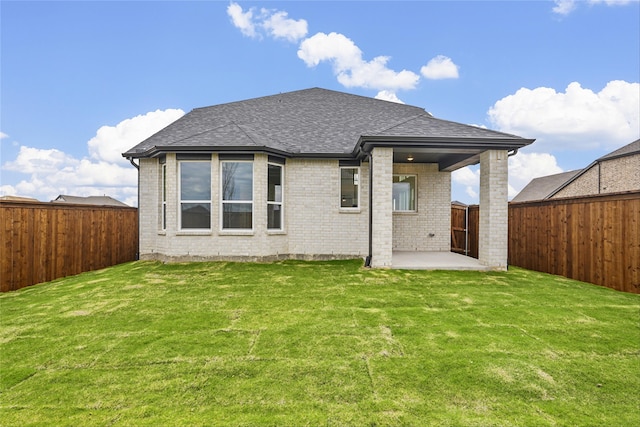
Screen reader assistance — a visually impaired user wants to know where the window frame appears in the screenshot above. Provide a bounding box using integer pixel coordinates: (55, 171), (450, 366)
(267, 162), (284, 231)
(392, 174), (417, 212)
(339, 166), (361, 210)
(220, 160), (254, 231)
(178, 160), (212, 231)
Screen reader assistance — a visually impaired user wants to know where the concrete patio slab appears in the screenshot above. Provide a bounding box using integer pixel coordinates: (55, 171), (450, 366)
(392, 251), (492, 271)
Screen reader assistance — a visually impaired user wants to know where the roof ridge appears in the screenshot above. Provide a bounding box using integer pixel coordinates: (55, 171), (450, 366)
(234, 122), (267, 147)
(167, 122), (244, 146)
(370, 113), (429, 135)
(596, 139), (640, 161)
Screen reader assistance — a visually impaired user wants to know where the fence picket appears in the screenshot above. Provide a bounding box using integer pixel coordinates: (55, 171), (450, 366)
(0, 201), (138, 292)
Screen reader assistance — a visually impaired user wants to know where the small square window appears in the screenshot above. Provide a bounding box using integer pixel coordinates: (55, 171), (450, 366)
(393, 175), (416, 211)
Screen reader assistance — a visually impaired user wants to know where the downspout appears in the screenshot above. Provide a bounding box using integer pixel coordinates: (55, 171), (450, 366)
(128, 157), (140, 170)
(365, 149), (373, 267)
(127, 157), (141, 260)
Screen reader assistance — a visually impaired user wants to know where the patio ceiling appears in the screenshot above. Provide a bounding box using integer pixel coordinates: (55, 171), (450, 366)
(392, 147), (483, 171)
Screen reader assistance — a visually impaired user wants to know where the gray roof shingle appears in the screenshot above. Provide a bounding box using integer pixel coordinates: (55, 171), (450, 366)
(52, 195), (130, 207)
(511, 170), (583, 202)
(513, 139), (640, 202)
(597, 139), (640, 161)
(123, 87), (532, 158)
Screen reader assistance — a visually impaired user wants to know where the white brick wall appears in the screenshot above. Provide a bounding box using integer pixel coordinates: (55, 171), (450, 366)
(478, 150), (508, 270)
(137, 149), (459, 266)
(371, 147), (393, 267)
(139, 155), (369, 262)
(286, 159), (369, 257)
(392, 163), (451, 251)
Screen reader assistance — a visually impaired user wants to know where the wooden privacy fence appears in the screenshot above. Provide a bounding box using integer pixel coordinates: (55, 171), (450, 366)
(452, 192), (640, 293)
(508, 192), (639, 294)
(1, 200), (138, 292)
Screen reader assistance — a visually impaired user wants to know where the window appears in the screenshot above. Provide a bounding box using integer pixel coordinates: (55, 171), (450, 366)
(221, 161), (253, 230)
(161, 163), (167, 230)
(340, 167), (360, 208)
(393, 175), (416, 211)
(179, 161), (211, 229)
(267, 163), (283, 230)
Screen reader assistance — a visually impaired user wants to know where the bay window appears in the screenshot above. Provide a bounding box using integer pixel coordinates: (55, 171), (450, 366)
(221, 161), (253, 230)
(267, 163), (283, 230)
(179, 161), (212, 229)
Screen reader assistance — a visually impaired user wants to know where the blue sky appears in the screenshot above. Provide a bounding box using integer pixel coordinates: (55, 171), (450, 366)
(1, 0), (638, 206)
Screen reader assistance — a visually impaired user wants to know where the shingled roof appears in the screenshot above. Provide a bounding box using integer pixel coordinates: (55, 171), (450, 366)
(511, 170), (583, 202)
(512, 139), (640, 202)
(123, 88), (533, 170)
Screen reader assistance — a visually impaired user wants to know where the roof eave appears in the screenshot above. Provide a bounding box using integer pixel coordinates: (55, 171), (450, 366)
(353, 135), (535, 158)
(123, 145), (294, 159)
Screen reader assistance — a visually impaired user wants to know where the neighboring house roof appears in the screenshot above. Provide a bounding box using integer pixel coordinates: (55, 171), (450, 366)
(52, 195), (129, 207)
(597, 138), (640, 161)
(513, 139), (640, 202)
(511, 170), (583, 202)
(546, 139), (640, 199)
(123, 88), (534, 172)
(0, 195), (40, 202)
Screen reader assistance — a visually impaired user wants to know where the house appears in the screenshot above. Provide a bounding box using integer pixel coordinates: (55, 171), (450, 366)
(512, 139), (640, 202)
(123, 88), (534, 269)
(52, 195), (130, 207)
(511, 170), (583, 202)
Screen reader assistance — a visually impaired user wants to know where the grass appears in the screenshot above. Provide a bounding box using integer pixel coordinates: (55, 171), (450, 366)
(1, 260), (639, 427)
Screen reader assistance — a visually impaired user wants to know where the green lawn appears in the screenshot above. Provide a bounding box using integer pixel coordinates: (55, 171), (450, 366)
(1, 260), (639, 426)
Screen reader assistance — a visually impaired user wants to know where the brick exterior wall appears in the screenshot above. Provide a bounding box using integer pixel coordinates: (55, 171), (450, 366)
(553, 154), (640, 198)
(478, 150), (508, 270)
(138, 154), (370, 262)
(138, 149), (457, 265)
(371, 147), (394, 267)
(392, 163), (451, 251)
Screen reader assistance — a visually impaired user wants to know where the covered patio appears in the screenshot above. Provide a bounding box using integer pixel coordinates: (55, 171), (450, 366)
(392, 251), (492, 271)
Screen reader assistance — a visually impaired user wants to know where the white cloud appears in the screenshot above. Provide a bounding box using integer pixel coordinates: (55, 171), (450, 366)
(298, 32), (420, 91)
(0, 132), (8, 140)
(552, 0), (577, 15)
(227, 2), (257, 38)
(452, 166), (480, 202)
(452, 151), (564, 201)
(488, 80), (640, 151)
(0, 109), (184, 205)
(227, 2), (308, 42)
(553, 0), (636, 14)
(588, 0), (634, 5)
(4, 146), (79, 174)
(420, 55), (460, 80)
(507, 152), (563, 198)
(228, 3), (469, 96)
(375, 90), (405, 104)
(88, 109), (184, 165)
(262, 10), (308, 42)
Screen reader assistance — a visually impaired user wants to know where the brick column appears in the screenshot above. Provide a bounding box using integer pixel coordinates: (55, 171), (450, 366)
(138, 158), (158, 258)
(371, 147), (393, 268)
(479, 150), (508, 270)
